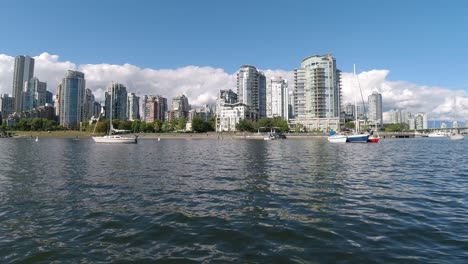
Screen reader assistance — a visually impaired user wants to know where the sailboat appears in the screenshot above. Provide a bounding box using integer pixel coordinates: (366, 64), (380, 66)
(449, 133), (464, 140)
(347, 65), (370, 143)
(92, 85), (138, 144)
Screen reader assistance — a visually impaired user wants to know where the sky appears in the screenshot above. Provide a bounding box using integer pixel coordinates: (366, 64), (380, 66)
(1, 0), (467, 122)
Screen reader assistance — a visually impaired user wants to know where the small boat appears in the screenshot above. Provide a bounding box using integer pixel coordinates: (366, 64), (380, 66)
(264, 133), (275, 140)
(428, 132), (447, 138)
(263, 127), (286, 140)
(327, 131), (347, 143)
(93, 135), (138, 144)
(368, 134), (380, 143)
(367, 130), (380, 143)
(346, 133), (370, 143)
(449, 134), (464, 140)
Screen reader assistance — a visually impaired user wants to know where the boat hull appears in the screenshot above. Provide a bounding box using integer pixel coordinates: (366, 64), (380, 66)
(328, 135), (347, 143)
(428, 133), (447, 138)
(368, 137), (380, 143)
(346, 134), (369, 143)
(449, 134), (464, 140)
(92, 135), (137, 144)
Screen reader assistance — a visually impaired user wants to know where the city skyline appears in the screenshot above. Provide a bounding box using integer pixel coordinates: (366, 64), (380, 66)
(0, 1), (467, 121)
(0, 52), (466, 124)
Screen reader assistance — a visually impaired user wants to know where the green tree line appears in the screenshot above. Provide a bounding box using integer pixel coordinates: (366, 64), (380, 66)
(1, 118), (63, 131)
(236, 117), (289, 133)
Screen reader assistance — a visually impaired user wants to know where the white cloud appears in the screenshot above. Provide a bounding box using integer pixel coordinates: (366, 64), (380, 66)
(0, 54), (14, 94)
(341, 70), (468, 121)
(0, 52), (466, 121)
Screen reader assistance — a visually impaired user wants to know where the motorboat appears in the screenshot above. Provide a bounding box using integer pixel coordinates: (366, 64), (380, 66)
(327, 131), (347, 143)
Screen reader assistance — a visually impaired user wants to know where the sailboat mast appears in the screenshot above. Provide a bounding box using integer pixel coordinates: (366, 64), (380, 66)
(109, 82), (113, 136)
(353, 64), (359, 132)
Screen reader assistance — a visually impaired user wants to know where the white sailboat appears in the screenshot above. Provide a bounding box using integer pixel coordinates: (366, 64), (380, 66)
(347, 64), (369, 143)
(92, 84), (137, 144)
(449, 133), (464, 140)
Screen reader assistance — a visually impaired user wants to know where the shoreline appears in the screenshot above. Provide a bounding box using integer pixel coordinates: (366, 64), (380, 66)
(8, 131), (328, 140)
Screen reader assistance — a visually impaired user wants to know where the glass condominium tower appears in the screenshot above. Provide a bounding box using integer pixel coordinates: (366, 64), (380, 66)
(12, 55), (35, 112)
(291, 54), (342, 131)
(60, 70), (86, 129)
(301, 54), (341, 119)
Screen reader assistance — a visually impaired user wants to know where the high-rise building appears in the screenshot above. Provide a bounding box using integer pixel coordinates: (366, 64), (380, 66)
(54, 83), (62, 118)
(408, 112), (428, 130)
(258, 72), (266, 118)
(105, 83), (128, 121)
(452, 120), (459, 128)
(84, 88), (95, 120)
(22, 77), (47, 111)
(45, 91), (53, 105)
(172, 94), (189, 112)
(0, 94), (15, 121)
(189, 105), (214, 122)
(293, 68), (305, 119)
(127, 93), (140, 121)
(288, 91), (294, 120)
(12, 55), (35, 112)
(390, 109), (401, 124)
(236, 65), (266, 118)
(59, 70), (86, 129)
(368, 91), (383, 127)
(93, 102), (102, 117)
(143, 95), (167, 123)
(291, 54), (342, 131)
(167, 94), (189, 121)
(266, 77), (289, 120)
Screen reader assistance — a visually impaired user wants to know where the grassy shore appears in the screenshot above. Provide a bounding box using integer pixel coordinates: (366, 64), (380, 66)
(11, 130), (93, 138)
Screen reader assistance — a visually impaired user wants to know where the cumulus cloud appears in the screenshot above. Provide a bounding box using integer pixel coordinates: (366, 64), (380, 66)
(0, 54), (14, 93)
(341, 70), (468, 121)
(0, 52), (466, 122)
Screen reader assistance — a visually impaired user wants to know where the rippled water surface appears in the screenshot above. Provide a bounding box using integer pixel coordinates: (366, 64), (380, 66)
(0, 137), (467, 263)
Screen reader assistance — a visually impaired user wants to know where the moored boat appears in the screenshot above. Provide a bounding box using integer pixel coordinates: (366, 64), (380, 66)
(93, 135), (138, 144)
(346, 134), (369, 143)
(368, 135), (380, 143)
(92, 83), (138, 144)
(428, 132), (447, 137)
(327, 131), (347, 143)
(449, 134), (464, 140)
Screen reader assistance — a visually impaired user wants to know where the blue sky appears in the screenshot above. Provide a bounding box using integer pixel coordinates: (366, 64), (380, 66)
(1, 0), (467, 122)
(1, 0), (467, 90)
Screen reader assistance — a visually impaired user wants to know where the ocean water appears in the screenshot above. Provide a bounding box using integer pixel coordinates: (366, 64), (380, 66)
(0, 137), (466, 263)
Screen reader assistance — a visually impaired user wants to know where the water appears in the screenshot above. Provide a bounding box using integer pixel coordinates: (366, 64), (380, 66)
(0, 137), (466, 263)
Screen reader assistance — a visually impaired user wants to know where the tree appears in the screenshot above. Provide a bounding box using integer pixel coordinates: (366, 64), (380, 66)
(192, 116), (205, 132)
(345, 121), (355, 129)
(271, 117), (289, 132)
(236, 119), (255, 132)
(131, 120), (141, 133)
(208, 116), (216, 131)
(177, 117), (186, 131)
(95, 120), (108, 133)
(153, 119), (162, 132)
(383, 123), (408, 132)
